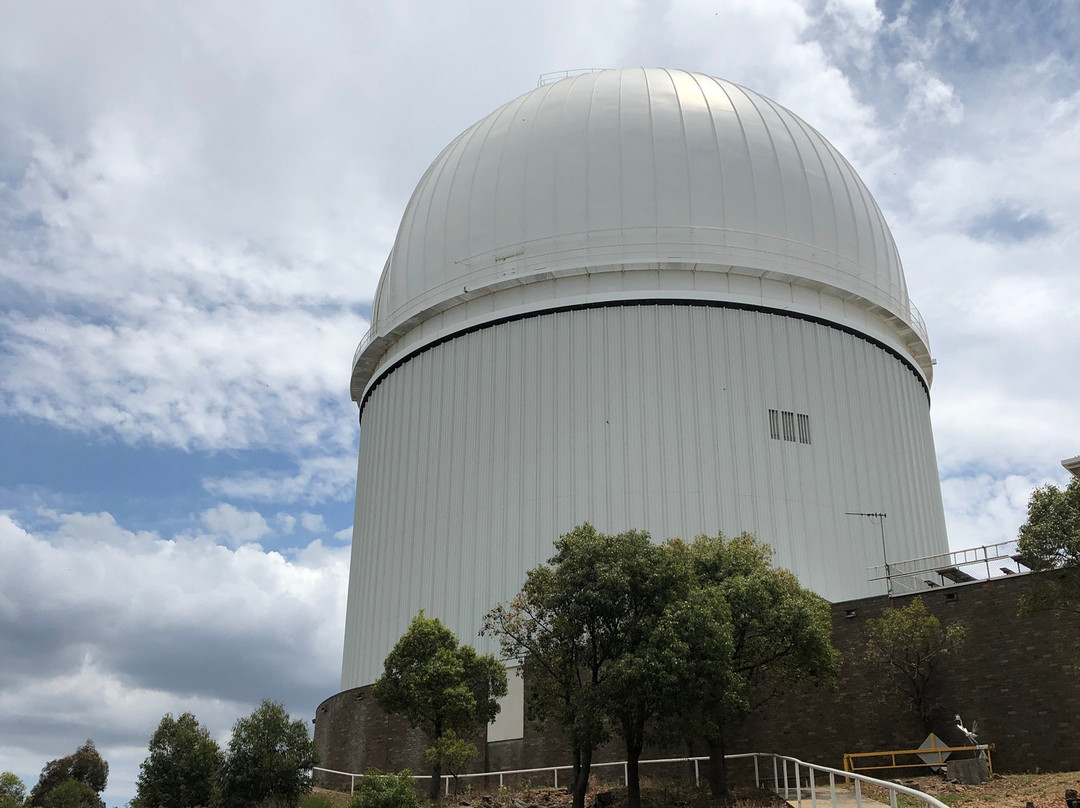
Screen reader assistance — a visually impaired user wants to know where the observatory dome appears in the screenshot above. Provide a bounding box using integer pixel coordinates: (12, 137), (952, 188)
(338, 69), (950, 695)
(353, 68), (931, 400)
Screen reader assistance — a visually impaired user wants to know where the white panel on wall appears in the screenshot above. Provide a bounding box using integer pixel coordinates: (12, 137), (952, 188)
(487, 665), (525, 743)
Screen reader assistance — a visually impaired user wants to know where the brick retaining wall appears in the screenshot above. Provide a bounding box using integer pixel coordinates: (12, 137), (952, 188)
(314, 572), (1080, 782)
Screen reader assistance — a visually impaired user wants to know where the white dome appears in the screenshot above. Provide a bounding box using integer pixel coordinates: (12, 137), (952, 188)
(353, 68), (931, 399)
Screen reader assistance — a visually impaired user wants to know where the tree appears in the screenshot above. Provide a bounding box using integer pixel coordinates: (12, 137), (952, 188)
(679, 533), (839, 796)
(218, 700), (318, 808)
(0, 772), (27, 808)
(1018, 478), (1080, 616)
(373, 613), (507, 801)
(483, 559), (607, 808)
(863, 596), (965, 729)
(590, 532), (692, 808)
(423, 730), (476, 796)
(133, 712), (223, 808)
(29, 740), (108, 808)
(485, 524), (698, 808)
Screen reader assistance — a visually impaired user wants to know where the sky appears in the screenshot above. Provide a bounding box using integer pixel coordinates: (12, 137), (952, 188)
(1, 0), (1078, 804)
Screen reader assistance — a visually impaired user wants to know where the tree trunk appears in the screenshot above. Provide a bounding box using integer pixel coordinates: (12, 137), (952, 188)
(626, 743), (643, 808)
(429, 758), (442, 802)
(430, 719), (443, 802)
(571, 746), (593, 808)
(706, 735), (728, 797)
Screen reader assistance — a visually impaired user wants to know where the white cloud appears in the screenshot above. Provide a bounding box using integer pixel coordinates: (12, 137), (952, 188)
(940, 472), (1056, 551)
(300, 512), (327, 533)
(201, 504), (271, 546)
(0, 306), (365, 453)
(895, 60), (964, 125)
(203, 454), (357, 504)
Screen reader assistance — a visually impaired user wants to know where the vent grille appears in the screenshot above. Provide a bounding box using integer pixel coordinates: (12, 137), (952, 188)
(798, 413), (811, 444)
(768, 409), (811, 445)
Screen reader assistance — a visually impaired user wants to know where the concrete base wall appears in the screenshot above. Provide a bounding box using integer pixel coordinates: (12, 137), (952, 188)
(315, 572), (1080, 783)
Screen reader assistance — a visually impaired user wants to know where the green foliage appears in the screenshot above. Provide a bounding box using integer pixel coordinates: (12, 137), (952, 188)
(423, 730), (476, 795)
(132, 711), (223, 808)
(39, 781), (101, 808)
(676, 532), (839, 796)
(29, 740), (108, 808)
(218, 699), (319, 808)
(347, 770), (419, 808)
(0, 772), (27, 808)
(483, 524), (662, 808)
(1018, 478), (1080, 616)
(863, 596), (966, 725)
(485, 527), (838, 805)
(373, 613), (506, 800)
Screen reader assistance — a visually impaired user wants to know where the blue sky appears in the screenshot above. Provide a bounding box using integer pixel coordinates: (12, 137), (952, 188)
(1, 0), (1078, 804)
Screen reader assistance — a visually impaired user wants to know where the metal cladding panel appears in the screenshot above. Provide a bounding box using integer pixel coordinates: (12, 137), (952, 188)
(340, 305), (947, 689)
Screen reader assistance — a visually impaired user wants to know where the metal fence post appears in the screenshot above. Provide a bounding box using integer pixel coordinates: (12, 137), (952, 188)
(623, 762), (628, 787)
(694, 759), (700, 789)
(830, 771), (837, 808)
(554, 768), (558, 789)
(773, 756), (779, 793)
(754, 755), (760, 789)
(796, 762), (802, 807)
(855, 778), (863, 808)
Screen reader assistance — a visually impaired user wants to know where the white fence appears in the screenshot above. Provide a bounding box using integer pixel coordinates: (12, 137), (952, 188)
(315, 751), (950, 808)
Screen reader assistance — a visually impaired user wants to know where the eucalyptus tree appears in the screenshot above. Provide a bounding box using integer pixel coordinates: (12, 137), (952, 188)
(373, 613), (507, 801)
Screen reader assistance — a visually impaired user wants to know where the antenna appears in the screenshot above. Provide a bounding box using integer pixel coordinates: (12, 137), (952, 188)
(846, 512), (890, 597)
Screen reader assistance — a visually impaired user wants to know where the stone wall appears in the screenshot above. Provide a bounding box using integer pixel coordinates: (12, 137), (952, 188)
(314, 572), (1080, 784)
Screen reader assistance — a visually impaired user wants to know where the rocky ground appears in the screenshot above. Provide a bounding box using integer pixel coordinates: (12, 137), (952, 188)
(884, 772), (1080, 808)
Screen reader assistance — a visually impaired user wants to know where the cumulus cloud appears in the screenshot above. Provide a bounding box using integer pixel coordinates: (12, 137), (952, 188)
(201, 504), (271, 546)
(895, 60), (964, 125)
(0, 508), (348, 805)
(940, 472), (1053, 551)
(300, 512), (327, 533)
(203, 454), (357, 505)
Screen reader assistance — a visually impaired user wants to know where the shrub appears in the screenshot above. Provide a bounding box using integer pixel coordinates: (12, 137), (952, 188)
(348, 770), (419, 808)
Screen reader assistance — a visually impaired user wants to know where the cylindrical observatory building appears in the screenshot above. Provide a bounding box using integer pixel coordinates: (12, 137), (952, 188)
(340, 68), (948, 692)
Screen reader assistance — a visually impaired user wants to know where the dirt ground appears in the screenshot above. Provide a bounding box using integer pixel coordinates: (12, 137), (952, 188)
(311, 770), (1080, 808)
(885, 771), (1080, 808)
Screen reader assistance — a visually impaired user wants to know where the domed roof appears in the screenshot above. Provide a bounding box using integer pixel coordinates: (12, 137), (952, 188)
(354, 68), (930, 398)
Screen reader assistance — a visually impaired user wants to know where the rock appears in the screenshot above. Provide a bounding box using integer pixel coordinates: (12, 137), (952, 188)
(595, 791), (616, 808)
(948, 758), (990, 785)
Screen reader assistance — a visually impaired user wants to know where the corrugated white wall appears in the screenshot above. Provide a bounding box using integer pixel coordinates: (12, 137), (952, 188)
(341, 304), (947, 689)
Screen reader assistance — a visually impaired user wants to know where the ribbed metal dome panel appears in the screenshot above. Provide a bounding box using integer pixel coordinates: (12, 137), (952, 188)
(358, 69), (925, 398)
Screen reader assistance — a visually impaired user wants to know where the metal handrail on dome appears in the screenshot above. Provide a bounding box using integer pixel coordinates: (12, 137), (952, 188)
(537, 68), (606, 87)
(906, 301), (928, 348)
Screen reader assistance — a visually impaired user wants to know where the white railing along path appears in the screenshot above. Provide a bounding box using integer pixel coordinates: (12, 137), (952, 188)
(315, 751), (950, 808)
